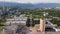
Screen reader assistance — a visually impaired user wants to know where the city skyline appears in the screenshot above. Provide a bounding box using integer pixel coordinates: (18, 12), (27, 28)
(0, 0), (60, 4)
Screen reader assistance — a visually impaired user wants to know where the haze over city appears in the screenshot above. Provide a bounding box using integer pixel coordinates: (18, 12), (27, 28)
(0, 0), (60, 34)
(0, 0), (60, 3)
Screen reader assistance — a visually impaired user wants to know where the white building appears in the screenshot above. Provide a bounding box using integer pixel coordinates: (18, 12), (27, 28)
(6, 15), (27, 25)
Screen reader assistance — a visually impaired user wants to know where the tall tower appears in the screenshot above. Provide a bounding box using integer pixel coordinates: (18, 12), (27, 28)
(40, 19), (45, 32)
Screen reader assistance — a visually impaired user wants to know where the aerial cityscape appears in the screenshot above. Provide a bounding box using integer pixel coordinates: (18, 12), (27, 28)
(0, 0), (60, 34)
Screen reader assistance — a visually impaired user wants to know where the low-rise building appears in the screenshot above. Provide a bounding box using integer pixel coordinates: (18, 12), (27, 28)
(6, 15), (27, 25)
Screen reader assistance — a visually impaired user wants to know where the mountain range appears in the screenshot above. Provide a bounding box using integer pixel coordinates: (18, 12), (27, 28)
(0, 1), (60, 8)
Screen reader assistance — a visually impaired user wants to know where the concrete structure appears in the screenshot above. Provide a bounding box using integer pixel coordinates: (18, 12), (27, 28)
(6, 15), (27, 25)
(40, 19), (46, 32)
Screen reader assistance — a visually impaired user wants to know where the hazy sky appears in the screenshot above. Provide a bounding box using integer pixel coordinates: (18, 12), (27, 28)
(0, 0), (60, 3)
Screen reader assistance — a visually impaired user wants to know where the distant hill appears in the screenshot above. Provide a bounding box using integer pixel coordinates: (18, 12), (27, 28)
(0, 2), (60, 8)
(0, 2), (34, 7)
(33, 3), (60, 8)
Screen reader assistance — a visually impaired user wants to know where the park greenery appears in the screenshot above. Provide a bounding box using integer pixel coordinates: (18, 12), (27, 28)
(0, 18), (6, 31)
(21, 8), (60, 26)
